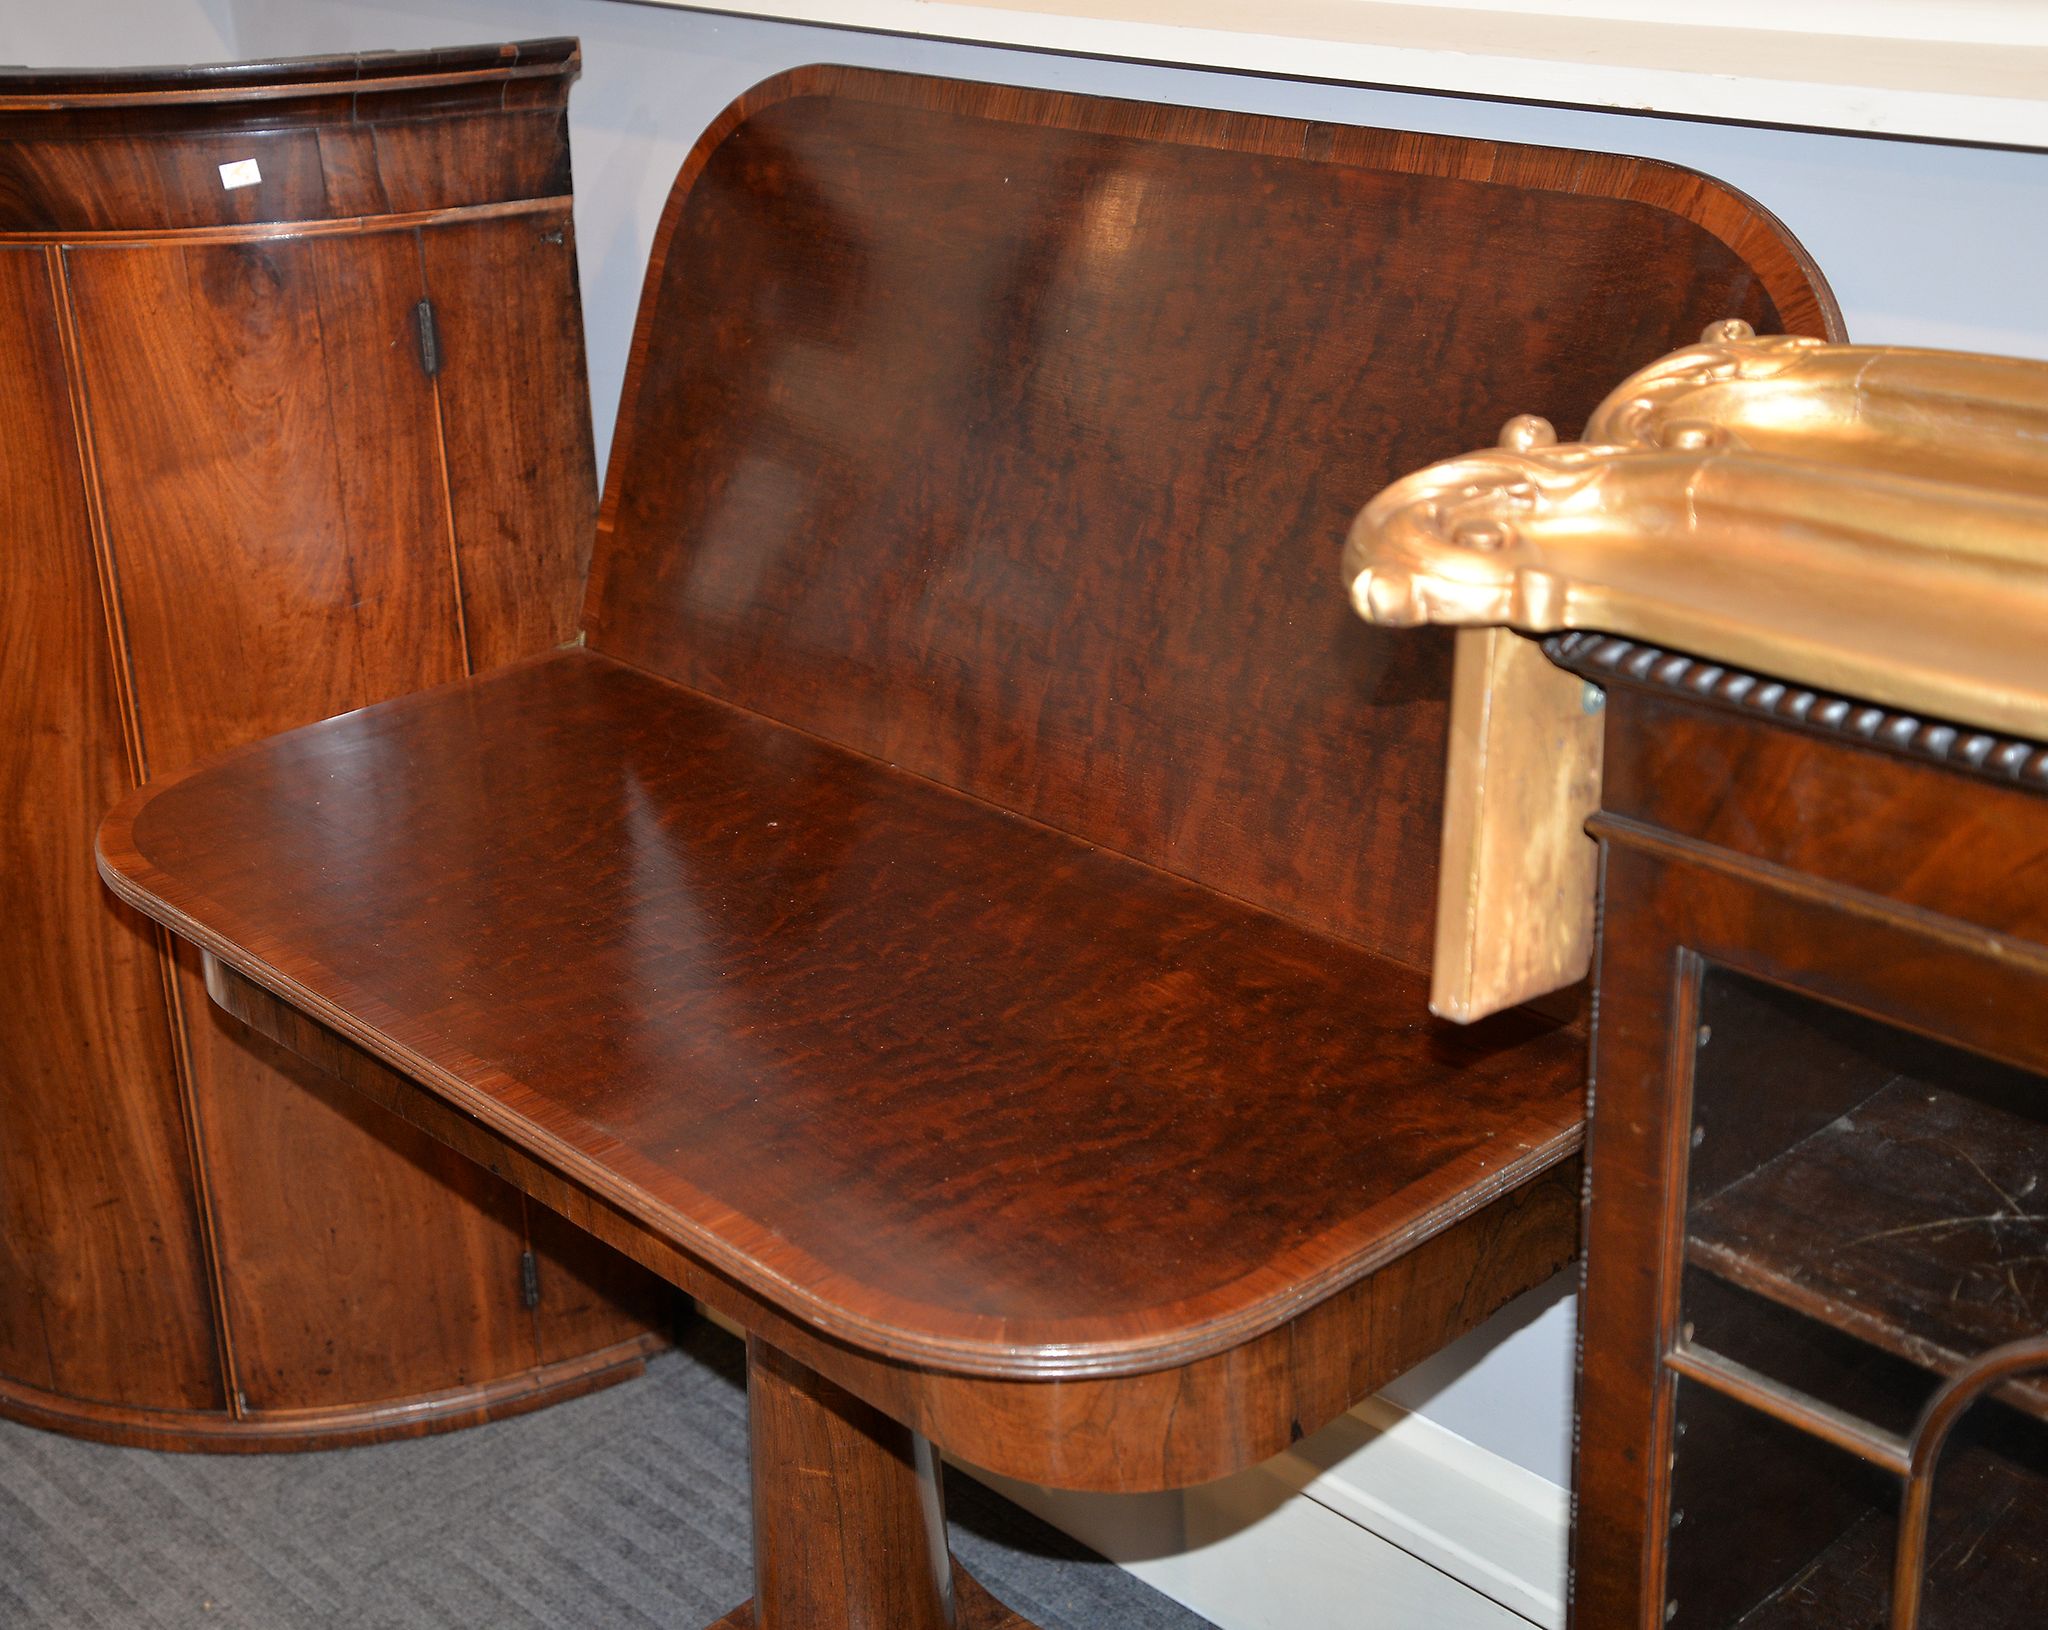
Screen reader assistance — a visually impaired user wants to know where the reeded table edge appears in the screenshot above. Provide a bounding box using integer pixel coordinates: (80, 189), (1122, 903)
(95, 658), (1584, 1384)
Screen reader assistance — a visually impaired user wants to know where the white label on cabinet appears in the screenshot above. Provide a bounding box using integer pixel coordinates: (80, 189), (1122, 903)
(218, 159), (262, 190)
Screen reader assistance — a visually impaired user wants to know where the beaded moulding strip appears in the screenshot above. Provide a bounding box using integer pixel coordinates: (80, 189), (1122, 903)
(1546, 631), (2048, 791)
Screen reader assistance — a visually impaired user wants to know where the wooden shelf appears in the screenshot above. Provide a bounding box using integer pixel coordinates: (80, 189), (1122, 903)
(1734, 1443), (2048, 1628)
(1689, 1076), (2048, 1420)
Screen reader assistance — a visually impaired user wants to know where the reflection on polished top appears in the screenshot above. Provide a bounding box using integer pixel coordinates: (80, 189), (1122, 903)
(101, 649), (1583, 1374)
(582, 83), (1830, 970)
(1344, 325), (2048, 740)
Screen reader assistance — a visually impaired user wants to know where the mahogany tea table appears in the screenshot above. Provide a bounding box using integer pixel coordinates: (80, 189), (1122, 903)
(98, 65), (1837, 1627)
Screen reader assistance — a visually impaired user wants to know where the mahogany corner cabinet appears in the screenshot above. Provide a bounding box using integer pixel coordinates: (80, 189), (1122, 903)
(1, 39), (669, 1452)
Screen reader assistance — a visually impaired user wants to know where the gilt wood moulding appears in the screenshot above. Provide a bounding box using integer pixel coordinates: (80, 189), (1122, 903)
(1345, 327), (2048, 1022)
(0, 39), (668, 1452)
(98, 63), (1835, 1625)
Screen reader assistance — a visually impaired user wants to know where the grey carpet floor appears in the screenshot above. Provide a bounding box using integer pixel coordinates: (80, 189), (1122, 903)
(0, 1322), (1215, 1628)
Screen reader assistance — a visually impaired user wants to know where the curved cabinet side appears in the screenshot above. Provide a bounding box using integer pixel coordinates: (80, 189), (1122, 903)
(0, 243), (228, 1417)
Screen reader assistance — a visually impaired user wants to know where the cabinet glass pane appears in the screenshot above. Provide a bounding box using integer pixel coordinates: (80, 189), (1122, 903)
(1664, 968), (2048, 1627)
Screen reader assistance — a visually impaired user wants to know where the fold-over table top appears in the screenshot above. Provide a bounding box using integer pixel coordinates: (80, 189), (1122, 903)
(101, 650), (1583, 1377)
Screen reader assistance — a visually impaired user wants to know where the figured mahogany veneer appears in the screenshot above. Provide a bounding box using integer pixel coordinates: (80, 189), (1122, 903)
(587, 73), (1833, 967)
(101, 650), (1584, 1378)
(99, 64), (1835, 1627)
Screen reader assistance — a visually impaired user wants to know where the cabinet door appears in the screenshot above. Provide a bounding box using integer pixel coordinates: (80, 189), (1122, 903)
(64, 230), (541, 1413)
(0, 245), (225, 1413)
(64, 231), (468, 770)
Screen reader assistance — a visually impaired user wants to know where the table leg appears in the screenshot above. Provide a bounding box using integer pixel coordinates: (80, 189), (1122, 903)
(705, 1336), (1040, 1630)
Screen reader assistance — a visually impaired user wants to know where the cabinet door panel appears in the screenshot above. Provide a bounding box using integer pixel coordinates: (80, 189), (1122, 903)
(0, 245), (224, 1412)
(65, 229), (541, 1412)
(524, 1203), (675, 1370)
(65, 230), (468, 774)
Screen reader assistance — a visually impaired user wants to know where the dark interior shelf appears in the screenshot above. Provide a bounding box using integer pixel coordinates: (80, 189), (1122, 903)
(1733, 1442), (2048, 1629)
(1689, 1076), (2048, 1422)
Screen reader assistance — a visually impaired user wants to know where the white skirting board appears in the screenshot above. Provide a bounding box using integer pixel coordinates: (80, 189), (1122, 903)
(975, 1397), (1569, 1630)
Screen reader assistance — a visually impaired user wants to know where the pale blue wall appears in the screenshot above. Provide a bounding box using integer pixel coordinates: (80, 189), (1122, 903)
(4, 0), (235, 61)
(20, 0), (2048, 1491)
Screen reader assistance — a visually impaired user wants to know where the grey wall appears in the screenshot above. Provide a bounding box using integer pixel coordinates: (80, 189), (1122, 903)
(16, 0), (2048, 1489)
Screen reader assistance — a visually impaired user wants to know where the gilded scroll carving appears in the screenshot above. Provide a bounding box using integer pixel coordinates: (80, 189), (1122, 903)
(1345, 324), (2048, 1019)
(1344, 326), (2048, 740)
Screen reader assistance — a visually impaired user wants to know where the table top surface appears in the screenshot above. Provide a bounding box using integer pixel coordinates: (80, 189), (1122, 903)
(101, 649), (1585, 1378)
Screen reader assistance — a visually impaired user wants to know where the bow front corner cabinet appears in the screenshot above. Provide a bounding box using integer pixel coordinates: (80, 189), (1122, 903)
(1, 39), (671, 1452)
(95, 62), (1839, 1625)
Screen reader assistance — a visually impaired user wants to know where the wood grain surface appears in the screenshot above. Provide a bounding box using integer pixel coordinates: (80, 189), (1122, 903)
(747, 1337), (961, 1630)
(194, 953), (1581, 1487)
(585, 68), (1837, 972)
(1601, 683), (2048, 959)
(422, 211), (596, 671)
(65, 230), (464, 775)
(0, 245), (225, 1414)
(1690, 1075), (2048, 1421)
(0, 40), (576, 235)
(102, 649), (1586, 1378)
(3, 42), (664, 1451)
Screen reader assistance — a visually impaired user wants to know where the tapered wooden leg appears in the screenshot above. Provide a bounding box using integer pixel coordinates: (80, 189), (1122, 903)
(704, 1337), (1039, 1629)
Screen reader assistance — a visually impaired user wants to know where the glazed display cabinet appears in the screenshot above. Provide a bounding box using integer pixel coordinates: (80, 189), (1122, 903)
(1570, 634), (2048, 1629)
(1344, 330), (2048, 1626)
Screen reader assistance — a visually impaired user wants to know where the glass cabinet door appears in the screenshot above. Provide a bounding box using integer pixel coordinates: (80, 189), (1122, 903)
(1662, 967), (2048, 1629)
